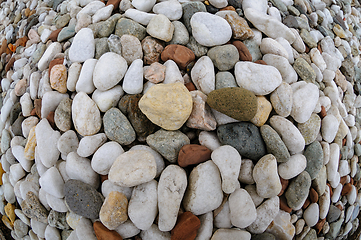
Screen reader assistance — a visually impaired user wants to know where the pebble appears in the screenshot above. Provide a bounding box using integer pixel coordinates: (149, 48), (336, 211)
(171, 211), (200, 240)
(99, 191), (128, 230)
(54, 98), (72, 132)
(211, 145), (241, 194)
(122, 59), (144, 94)
(178, 144), (211, 168)
(92, 86), (124, 112)
(207, 87), (257, 121)
(285, 171), (311, 209)
(191, 56), (215, 95)
(39, 167), (64, 199)
(157, 165), (187, 232)
(217, 122), (266, 161)
(263, 54), (298, 84)
(290, 81), (319, 123)
(72, 92), (102, 136)
(270, 115), (305, 154)
(77, 133), (107, 157)
(103, 108), (136, 145)
(260, 124), (290, 163)
(64, 179), (103, 220)
(66, 152), (99, 188)
(20, 192), (48, 224)
(298, 113), (321, 145)
(190, 12), (232, 47)
(128, 180), (158, 230)
(153, 0), (182, 21)
(321, 114), (339, 143)
(68, 28), (95, 63)
(93, 52), (128, 91)
(234, 61), (282, 95)
(139, 82), (192, 131)
(304, 141), (324, 180)
(147, 14), (174, 42)
(183, 160), (223, 215)
(91, 141), (124, 175)
(161, 45), (195, 70)
(207, 44), (239, 71)
(278, 154), (307, 180)
(75, 58), (97, 94)
(253, 154), (282, 198)
(108, 150), (156, 187)
(146, 129), (190, 163)
(229, 188), (257, 228)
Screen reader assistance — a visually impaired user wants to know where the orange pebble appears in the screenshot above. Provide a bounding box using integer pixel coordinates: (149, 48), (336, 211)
(8, 44), (16, 52)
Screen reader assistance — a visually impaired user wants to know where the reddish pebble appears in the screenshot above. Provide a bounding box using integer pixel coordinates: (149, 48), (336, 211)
(315, 218), (326, 234)
(319, 106), (327, 118)
(106, 0), (121, 10)
(340, 176), (347, 185)
(185, 82), (196, 92)
(48, 28), (62, 42)
(232, 41), (252, 61)
(279, 196), (292, 213)
(34, 99), (42, 118)
(254, 60), (267, 65)
(341, 183), (352, 196)
(171, 212), (200, 240)
(178, 144), (212, 167)
(46, 112), (55, 128)
(14, 36), (28, 48)
(100, 175), (108, 183)
(161, 44), (195, 69)
(309, 188), (318, 203)
(93, 221), (123, 240)
(302, 198), (310, 209)
(278, 177), (289, 197)
(342, 138), (346, 146)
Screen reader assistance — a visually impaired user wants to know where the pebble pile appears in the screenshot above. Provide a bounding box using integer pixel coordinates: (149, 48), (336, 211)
(1, 0), (361, 239)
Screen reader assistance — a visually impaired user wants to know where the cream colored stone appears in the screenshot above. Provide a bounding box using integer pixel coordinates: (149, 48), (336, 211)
(24, 126), (36, 160)
(139, 82), (192, 130)
(251, 96), (272, 127)
(99, 191), (128, 230)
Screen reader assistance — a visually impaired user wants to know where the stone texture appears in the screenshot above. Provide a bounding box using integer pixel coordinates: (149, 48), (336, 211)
(178, 144), (211, 167)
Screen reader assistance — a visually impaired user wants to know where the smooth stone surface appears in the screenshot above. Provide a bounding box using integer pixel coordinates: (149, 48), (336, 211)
(298, 113), (321, 145)
(190, 56), (215, 95)
(93, 52), (128, 91)
(207, 45), (239, 71)
(77, 133), (107, 158)
(91, 142), (124, 175)
(229, 188), (257, 228)
(234, 61), (282, 95)
(139, 82), (192, 131)
(260, 124), (290, 163)
(66, 152), (99, 188)
(69, 28), (95, 63)
(278, 154), (307, 180)
(304, 141), (324, 180)
(99, 191), (128, 230)
(217, 122), (266, 161)
(183, 160), (223, 215)
(190, 12), (232, 47)
(92, 85), (124, 112)
(72, 92), (102, 136)
(103, 108), (136, 145)
(128, 180), (158, 230)
(108, 150), (157, 187)
(253, 154), (282, 198)
(146, 14), (174, 42)
(64, 179), (103, 220)
(285, 171), (311, 209)
(158, 165), (187, 232)
(211, 145), (241, 194)
(54, 98), (72, 132)
(207, 87), (257, 121)
(146, 129), (190, 163)
(270, 115), (305, 154)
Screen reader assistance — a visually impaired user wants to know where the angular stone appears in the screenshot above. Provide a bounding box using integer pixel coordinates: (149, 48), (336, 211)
(178, 144), (211, 167)
(161, 44), (195, 69)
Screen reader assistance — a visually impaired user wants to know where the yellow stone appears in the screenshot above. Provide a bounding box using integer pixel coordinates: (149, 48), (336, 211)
(139, 82), (193, 131)
(4, 203), (16, 224)
(24, 126), (36, 160)
(0, 163), (4, 185)
(251, 96), (272, 127)
(2, 215), (13, 230)
(333, 24), (346, 39)
(99, 191), (128, 230)
(50, 64), (67, 93)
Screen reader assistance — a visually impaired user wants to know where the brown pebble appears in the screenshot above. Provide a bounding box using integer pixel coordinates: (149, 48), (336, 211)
(319, 105), (327, 118)
(46, 112), (55, 129)
(279, 196), (292, 213)
(5, 57), (15, 72)
(340, 176), (347, 185)
(232, 41), (252, 61)
(34, 99), (42, 119)
(161, 44), (195, 69)
(178, 144), (212, 168)
(305, 45), (310, 53)
(342, 138), (346, 146)
(106, 0), (121, 9)
(30, 108), (37, 116)
(335, 203), (343, 211)
(327, 183), (333, 197)
(341, 183), (352, 196)
(220, 6), (236, 11)
(309, 188), (318, 203)
(254, 60), (267, 65)
(171, 212), (201, 240)
(0, 39), (10, 55)
(302, 198), (310, 210)
(278, 177), (289, 197)
(93, 221), (123, 240)
(14, 36), (28, 48)
(315, 218), (326, 234)
(100, 175), (108, 183)
(48, 28), (62, 42)
(350, 178), (354, 185)
(14, 79), (27, 96)
(185, 82), (196, 92)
